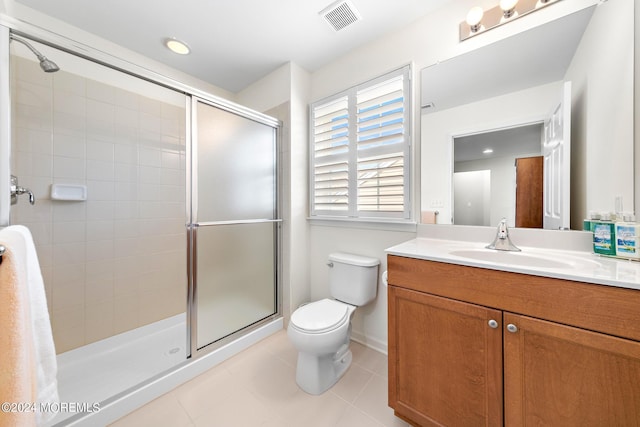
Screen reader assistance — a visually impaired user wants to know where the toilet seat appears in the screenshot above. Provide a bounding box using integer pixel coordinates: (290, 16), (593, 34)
(290, 299), (351, 334)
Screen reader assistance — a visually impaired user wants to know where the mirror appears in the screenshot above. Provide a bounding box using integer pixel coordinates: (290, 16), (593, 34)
(453, 123), (544, 227)
(420, 1), (634, 230)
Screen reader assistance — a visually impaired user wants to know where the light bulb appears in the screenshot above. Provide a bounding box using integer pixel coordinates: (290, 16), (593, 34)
(500, 0), (518, 18)
(165, 38), (190, 55)
(466, 6), (484, 32)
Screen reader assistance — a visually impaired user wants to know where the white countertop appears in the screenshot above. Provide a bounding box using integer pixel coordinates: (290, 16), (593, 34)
(386, 237), (640, 292)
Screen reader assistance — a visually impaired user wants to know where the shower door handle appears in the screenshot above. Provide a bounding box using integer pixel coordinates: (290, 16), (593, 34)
(194, 219), (282, 227)
(10, 175), (35, 205)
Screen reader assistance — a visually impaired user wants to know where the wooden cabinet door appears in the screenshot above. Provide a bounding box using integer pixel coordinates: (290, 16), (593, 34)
(515, 156), (543, 228)
(388, 286), (503, 427)
(504, 313), (640, 426)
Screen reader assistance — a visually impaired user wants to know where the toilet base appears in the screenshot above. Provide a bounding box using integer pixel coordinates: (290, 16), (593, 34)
(295, 346), (353, 395)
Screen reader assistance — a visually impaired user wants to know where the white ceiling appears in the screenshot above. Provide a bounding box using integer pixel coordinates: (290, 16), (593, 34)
(454, 123), (544, 163)
(13, 0), (450, 93)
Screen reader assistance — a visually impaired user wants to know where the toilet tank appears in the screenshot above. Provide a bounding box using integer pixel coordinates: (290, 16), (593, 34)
(328, 252), (380, 306)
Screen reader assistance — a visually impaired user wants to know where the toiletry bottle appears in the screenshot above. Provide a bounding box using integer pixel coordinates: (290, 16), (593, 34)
(615, 196), (624, 221)
(615, 214), (639, 260)
(583, 211), (600, 232)
(592, 213), (616, 256)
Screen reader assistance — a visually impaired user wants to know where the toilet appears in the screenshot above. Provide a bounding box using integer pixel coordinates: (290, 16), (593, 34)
(287, 252), (379, 395)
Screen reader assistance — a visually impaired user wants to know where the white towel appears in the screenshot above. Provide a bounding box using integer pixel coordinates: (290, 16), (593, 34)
(0, 229), (35, 427)
(0, 226), (59, 425)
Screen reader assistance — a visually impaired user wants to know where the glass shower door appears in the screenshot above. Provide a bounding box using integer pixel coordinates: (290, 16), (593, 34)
(190, 98), (279, 353)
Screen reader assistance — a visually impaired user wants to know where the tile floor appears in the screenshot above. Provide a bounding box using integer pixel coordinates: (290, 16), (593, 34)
(110, 329), (410, 427)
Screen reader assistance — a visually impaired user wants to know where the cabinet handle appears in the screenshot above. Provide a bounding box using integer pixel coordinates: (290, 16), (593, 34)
(507, 324), (518, 333)
(488, 319), (499, 329)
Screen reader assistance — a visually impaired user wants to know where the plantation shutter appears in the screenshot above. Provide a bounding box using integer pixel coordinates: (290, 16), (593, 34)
(310, 66), (411, 220)
(356, 73), (408, 217)
(311, 96), (350, 215)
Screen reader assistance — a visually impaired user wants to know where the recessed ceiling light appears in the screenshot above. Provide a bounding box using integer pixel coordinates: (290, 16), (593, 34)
(483, 148), (494, 154)
(165, 38), (190, 55)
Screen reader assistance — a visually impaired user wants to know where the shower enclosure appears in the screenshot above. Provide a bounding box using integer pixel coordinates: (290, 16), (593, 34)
(1, 27), (281, 425)
(190, 99), (279, 354)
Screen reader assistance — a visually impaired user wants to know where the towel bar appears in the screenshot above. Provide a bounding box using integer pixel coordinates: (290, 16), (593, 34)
(0, 244), (4, 265)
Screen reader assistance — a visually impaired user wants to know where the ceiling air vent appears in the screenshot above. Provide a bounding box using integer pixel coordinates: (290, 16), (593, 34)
(320, 0), (362, 32)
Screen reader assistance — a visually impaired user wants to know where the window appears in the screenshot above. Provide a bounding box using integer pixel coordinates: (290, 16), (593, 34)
(310, 66), (411, 221)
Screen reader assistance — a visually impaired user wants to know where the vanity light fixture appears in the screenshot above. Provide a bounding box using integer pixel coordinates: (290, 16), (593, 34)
(460, 0), (562, 41)
(500, 0), (519, 18)
(164, 37), (190, 55)
(466, 6), (484, 33)
(482, 148), (494, 154)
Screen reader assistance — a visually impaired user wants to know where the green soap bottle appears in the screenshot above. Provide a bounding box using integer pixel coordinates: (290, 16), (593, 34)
(592, 220), (616, 256)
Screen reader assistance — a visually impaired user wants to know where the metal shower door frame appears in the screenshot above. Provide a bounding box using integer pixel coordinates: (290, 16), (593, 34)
(186, 96), (282, 358)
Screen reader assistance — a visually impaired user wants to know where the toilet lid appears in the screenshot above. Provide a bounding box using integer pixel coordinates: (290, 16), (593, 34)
(291, 299), (350, 333)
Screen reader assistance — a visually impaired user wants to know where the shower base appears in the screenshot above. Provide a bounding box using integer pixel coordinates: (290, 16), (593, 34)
(47, 314), (187, 426)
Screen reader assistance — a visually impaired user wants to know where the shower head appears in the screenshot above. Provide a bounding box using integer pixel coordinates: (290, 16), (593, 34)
(39, 58), (60, 73)
(9, 34), (60, 73)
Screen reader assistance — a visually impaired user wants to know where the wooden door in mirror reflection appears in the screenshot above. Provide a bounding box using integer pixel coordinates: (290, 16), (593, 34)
(515, 156), (543, 228)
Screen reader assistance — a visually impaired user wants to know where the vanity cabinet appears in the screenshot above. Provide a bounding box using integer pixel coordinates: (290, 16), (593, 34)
(387, 255), (640, 427)
(389, 286), (503, 426)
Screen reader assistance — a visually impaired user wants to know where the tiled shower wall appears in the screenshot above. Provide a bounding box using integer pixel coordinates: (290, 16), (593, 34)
(10, 56), (187, 353)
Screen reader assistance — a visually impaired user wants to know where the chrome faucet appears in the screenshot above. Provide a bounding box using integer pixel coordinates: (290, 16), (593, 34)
(486, 218), (520, 251)
(10, 175), (35, 205)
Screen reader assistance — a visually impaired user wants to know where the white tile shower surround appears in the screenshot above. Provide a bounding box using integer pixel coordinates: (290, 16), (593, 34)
(110, 330), (408, 427)
(47, 314), (187, 426)
(10, 55), (187, 353)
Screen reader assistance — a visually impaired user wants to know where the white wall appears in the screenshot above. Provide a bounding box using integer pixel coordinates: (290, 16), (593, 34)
(236, 63), (293, 113)
(288, 63), (312, 316)
(453, 170), (491, 226)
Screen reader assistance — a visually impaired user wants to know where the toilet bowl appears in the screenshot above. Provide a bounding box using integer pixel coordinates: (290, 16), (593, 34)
(287, 299), (356, 395)
(287, 253), (379, 395)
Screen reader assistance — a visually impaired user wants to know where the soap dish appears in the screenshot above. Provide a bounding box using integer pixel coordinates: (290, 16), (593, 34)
(51, 184), (87, 201)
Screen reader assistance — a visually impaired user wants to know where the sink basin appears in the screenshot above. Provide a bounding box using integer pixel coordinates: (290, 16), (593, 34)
(448, 249), (575, 269)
